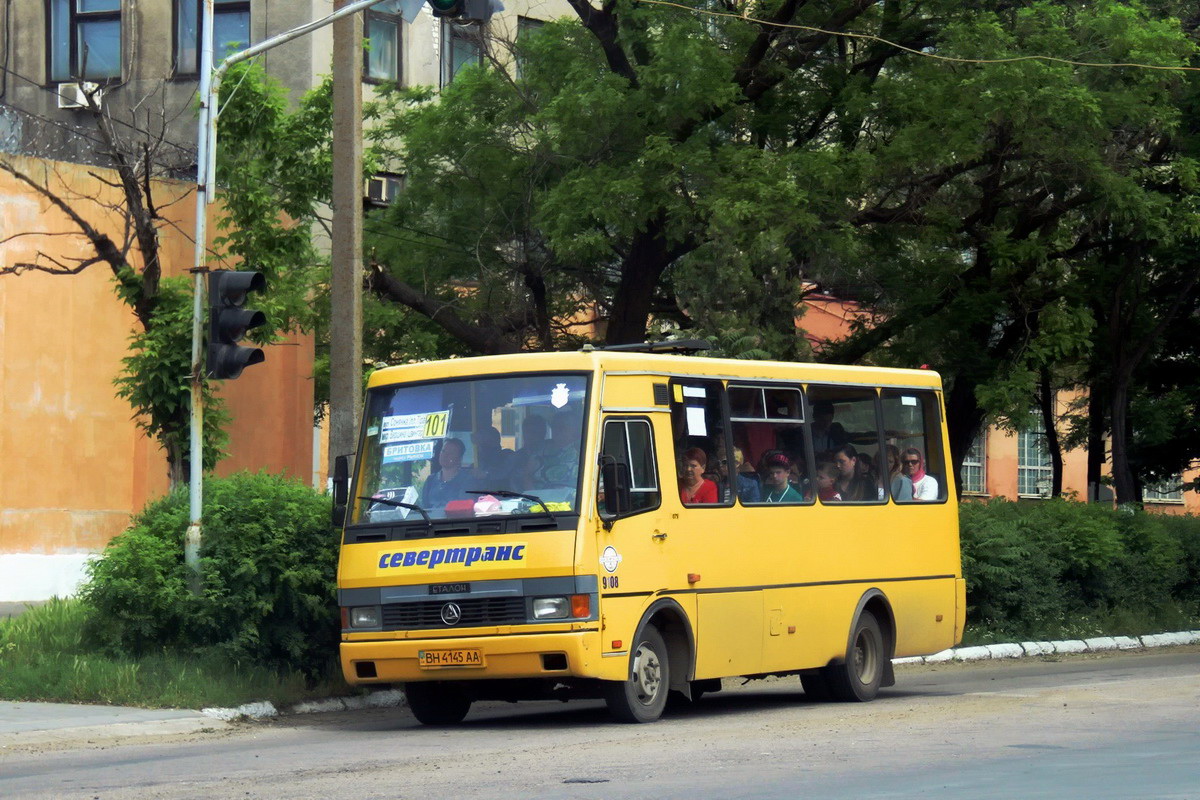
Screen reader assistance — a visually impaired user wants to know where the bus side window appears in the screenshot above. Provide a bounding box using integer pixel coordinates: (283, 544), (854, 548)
(599, 419), (661, 516)
(881, 391), (948, 503)
(730, 385), (810, 506)
(808, 386), (886, 504)
(669, 380), (731, 506)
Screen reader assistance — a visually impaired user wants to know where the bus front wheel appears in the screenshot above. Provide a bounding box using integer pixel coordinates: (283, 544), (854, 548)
(404, 681), (472, 725)
(828, 611), (885, 702)
(603, 626), (669, 723)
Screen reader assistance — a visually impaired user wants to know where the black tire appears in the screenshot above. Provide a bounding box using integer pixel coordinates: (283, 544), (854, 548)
(404, 681), (472, 726)
(827, 611), (885, 702)
(800, 671), (833, 701)
(603, 626), (670, 723)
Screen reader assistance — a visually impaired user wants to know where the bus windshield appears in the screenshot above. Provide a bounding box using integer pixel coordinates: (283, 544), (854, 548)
(350, 373), (589, 526)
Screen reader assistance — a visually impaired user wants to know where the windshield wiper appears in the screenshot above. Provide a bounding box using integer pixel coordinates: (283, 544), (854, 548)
(466, 489), (559, 525)
(358, 496), (433, 533)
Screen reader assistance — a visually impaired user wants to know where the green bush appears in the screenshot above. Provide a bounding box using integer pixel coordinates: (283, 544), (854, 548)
(960, 498), (1200, 643)
(80, 472), (337, 677)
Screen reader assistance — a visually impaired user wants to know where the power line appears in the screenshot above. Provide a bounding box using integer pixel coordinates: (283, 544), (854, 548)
(637, 0), (1200, 74)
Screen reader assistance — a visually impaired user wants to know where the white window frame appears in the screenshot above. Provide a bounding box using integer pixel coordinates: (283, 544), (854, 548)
(440, 19), (484, 87)
(960, 431), (987, 495)
(1017, 428), (1052, 498)
(1144, 476), (1185, 504)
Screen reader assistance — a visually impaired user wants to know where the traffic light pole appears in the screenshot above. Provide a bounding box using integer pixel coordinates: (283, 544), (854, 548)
(187, 0), (390, 582)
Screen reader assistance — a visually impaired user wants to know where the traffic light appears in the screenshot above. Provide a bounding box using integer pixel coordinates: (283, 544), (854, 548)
(392, 0), (503, 22)
(206, 269), (266, 380)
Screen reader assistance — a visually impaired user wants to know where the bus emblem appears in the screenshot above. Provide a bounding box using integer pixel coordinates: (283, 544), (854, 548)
(440, 602), (463, 626)
(600, 546), (623, 573)
(551, 382), (570, 408)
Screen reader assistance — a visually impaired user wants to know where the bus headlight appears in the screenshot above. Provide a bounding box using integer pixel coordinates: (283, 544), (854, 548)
(533, 595), (591, 620)
(350, 606), (380, 628)
(533, 597), (569, 619)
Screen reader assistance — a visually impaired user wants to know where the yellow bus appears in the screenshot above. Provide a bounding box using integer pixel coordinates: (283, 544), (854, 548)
(334, 344), (965, 724)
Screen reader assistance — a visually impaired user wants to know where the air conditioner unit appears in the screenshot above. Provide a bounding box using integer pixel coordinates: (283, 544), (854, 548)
(56, 81), (102, 110)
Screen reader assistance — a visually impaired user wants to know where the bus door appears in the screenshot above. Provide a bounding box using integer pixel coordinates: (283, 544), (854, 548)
(595, 415), (675, 649)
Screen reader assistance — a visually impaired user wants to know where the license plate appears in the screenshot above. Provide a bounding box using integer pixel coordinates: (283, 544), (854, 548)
(418, 649), (484, 668)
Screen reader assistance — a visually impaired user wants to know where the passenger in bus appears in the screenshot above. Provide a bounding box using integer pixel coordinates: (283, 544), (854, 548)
(534, 413), (581, 486)
(471, 426), (508, 481)
(732, 447), (761, 503)
(887, 444), (913, 501)
(714, 443), (759, 503)
(832, 444), (873, 502)
(759, 451), (804, 503)
(857, 451), (886, 500)
(816, 462), (842, 502)
(811, 400), (849, 457)
(519, 415), (548, 458)
(901, 448), (939, 501)
(421, 437), (473, 510)
(679, 447), (719, 504)
(788, 452), (813, 500)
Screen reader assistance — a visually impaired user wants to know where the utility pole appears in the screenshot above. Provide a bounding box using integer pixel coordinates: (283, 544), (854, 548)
(329, 0), (365, 483)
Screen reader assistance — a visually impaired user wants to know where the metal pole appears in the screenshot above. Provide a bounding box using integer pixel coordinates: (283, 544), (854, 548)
(186, 0), (387, 584)
(186, 0), (216, 583)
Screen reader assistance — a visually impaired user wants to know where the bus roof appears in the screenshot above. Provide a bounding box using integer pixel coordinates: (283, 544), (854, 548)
(366, 350), (943, 391)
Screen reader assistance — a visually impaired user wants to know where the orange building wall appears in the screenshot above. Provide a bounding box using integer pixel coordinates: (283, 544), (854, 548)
(1, 156), (314, 599)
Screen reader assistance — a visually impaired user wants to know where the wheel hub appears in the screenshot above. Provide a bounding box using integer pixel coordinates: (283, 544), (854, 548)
(632, 644), (662, 703)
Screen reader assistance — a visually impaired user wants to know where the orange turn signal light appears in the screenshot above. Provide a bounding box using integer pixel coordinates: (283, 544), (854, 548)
(571, 594), (591, 618)
(612, 640), (623, 649)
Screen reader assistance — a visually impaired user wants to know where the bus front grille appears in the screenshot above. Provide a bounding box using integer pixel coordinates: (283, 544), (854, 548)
(381, 597), (526, 630)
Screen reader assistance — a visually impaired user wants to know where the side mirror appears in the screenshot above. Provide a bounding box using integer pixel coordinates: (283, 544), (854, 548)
(332, 454), (350, 527)
(601, 460), (632, 518)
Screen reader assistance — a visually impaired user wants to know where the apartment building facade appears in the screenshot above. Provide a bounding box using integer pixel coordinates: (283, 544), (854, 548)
(0, 0), (571, 603)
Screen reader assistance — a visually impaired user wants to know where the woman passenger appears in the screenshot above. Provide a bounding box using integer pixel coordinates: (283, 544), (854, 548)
(901, 448), (939, 501)
(832, 444), (873, 502)
(679, 447), (719, 504)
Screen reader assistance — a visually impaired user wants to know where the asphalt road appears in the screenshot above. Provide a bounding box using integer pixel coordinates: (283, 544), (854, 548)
(2, 649), (1198, 799)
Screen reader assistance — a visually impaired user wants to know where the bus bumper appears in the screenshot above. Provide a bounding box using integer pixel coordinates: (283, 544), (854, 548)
(341, 630), (602, 685)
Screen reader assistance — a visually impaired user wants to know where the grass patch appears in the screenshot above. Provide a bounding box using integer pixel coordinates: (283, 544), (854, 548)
(0, 598), (349, 709)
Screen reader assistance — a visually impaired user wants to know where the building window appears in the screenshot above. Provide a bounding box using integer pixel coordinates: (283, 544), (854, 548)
(515, 17), (544, 80)
(960, 432), (986, 495)
(1144, 476), (1185, 504)
(49, 0), (122, 82)
(441, 20), (483, 87)
(366, 173), (404, 207)
(174, 0), (250, 76)
(1017, 428), (1052, 498)
(365, 1), (403, 83)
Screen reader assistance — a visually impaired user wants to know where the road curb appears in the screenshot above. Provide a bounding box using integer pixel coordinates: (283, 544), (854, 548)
(201, 688), (407, 722)
(892, 629), (1200, 665)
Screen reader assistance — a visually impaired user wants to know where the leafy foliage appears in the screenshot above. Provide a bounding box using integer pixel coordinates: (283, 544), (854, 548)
(961, 499), (1200, 640)
(80, 472), (338, 677)
(113, 274), (229, 472)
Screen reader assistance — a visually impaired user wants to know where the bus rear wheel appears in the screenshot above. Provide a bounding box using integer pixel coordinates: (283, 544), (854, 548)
(404, 681), (472, 726)
(828, 611), (885, 702)
(603, 626), (669, 723)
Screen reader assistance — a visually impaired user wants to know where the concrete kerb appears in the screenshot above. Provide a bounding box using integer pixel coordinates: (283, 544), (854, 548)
(892, 629), (1200, 666)
(201, 688), (406, 722)
(195, 630), (1200, 720)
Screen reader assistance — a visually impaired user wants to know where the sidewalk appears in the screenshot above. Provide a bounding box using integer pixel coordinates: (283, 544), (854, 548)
(0, 701), (227, 749)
